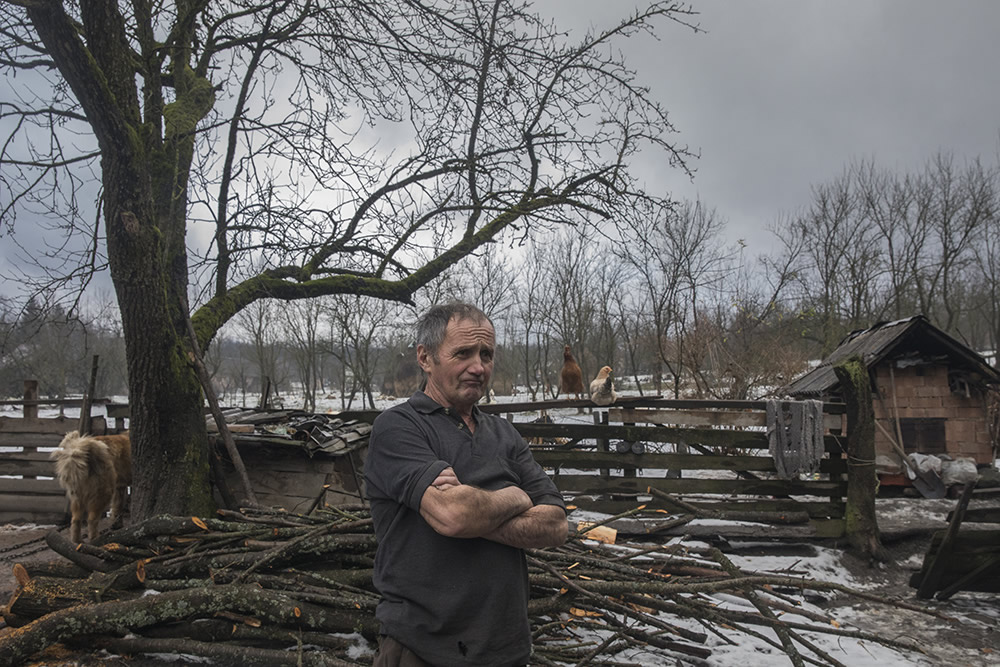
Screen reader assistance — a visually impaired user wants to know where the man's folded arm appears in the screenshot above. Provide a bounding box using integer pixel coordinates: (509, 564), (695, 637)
(419, 479), (533, 538)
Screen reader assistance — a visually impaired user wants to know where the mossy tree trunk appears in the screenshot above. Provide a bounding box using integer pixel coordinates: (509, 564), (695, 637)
(833, 356), (888, 562)
(27, 2), (216, 520)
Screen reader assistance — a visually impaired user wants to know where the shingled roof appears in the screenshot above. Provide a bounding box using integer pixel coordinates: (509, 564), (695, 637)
(781, 315), (1000, 398)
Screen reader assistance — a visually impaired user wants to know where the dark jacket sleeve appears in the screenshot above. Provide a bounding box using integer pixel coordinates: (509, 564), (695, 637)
(366, 407), (449, 512)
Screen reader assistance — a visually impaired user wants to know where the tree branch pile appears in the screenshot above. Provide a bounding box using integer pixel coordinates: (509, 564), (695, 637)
(0, 505), (942, 666)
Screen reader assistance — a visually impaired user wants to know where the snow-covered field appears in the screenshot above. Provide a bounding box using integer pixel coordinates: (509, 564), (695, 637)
(2, 394), (998, 665)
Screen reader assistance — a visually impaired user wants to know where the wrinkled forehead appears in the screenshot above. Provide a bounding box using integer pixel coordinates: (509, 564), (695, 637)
(445, 316), (495, 347)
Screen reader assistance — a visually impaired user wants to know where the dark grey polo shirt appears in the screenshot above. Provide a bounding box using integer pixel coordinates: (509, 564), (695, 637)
(365, 391), (565, 666)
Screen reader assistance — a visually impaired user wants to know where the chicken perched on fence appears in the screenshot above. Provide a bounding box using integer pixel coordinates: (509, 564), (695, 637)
(559, 345), (585, 399)
(590, 366), (617, 406)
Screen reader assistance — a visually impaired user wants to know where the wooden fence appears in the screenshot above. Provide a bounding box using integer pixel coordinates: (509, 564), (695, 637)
(0, 381), (119, 523)
(2, 390), (850, 536)
(482, 398), (849, 537)
(0, 414), (113, 524)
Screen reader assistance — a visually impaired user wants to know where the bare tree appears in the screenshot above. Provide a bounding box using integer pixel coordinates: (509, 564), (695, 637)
(853, 159), (922, 319)
(907, 153), (996, 332)
(609, 286), (652, 395)
(509, 240), (553, 400)
(282, 299), (324, 412)
(587, 251), (627, 379)
(712, 238), (809, 399)
(1, 1), (697, 519)
(787, 153), (997, 356)
(616, 199), (730, 397)
(323, 294), (393, 410)
(229, 345), (254, 406)
(539, 228), (604, 391)
(83, 293), (129, 397)
(457, 242), (517, 323)
(970, 201), (1000, 356)
(784, 170), (889, 355)
(234, 300), (286, 404)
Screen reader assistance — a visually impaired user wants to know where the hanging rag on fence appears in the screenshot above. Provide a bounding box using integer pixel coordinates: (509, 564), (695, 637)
(766, 399), (825, 480)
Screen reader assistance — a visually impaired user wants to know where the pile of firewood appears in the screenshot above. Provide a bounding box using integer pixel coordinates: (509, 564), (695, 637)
(0, 505), (941, 666)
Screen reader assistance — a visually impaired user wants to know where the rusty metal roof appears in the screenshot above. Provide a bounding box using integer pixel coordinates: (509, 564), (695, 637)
(781, 315), (1000, 398)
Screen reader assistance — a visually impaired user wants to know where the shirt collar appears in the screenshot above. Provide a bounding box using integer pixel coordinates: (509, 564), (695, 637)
(409, 390), (481, 419)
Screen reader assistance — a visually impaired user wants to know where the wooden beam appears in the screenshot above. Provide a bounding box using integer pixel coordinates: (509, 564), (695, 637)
(610, 407), (843, 432)
(531, 450), (847, 474)
(566, 496), (845, 519)
(0, 478), (64, 494)
(916, 482), (977, 599)
(550, 474), (846, 498)
(0, 416), (104, 436)
(0, 457), (57, 478)
(0, 493), (68, 523)
(479, 397), (848, 414)
(516, 422), (845, 453)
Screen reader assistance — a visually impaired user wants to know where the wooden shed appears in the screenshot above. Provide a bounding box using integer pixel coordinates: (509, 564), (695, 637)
(781, 316), (1000, 474)
(209, 408), (371, 512)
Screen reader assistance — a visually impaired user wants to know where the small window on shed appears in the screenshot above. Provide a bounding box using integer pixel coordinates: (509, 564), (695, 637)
(899, 418), (946, 455)
(948, 370), (972, 398)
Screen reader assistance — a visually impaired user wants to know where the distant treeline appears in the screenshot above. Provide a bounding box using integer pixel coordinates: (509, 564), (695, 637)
(3, 153), (998, 406)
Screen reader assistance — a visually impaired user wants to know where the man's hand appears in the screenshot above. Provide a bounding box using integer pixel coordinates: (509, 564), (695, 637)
(485, 504), (568, 549)
(431, 467), (461, 490)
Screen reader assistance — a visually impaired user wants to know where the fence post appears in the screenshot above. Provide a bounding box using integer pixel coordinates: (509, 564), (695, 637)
(833, 356), (888, 561)
(594, 411), (609, 478)
(258, 376), (272, 410)
(23, 380), (39, 420)
(78, 354), (100, 434)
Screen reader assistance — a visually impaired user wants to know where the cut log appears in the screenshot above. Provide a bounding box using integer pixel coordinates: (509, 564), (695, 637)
(0, 583), (380, 664)
(44, 530), (116, 573)
(4, 572), (145, 627)
(89, 635), (357, 666)
(0, 503), (943, 667)
(9, 560), (90, 582)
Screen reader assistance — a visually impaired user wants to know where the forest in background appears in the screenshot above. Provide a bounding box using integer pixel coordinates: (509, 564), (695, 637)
(3, 151), (998, 411)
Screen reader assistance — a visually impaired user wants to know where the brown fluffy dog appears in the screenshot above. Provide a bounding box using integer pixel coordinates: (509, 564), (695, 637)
(50, 430), (132, 543)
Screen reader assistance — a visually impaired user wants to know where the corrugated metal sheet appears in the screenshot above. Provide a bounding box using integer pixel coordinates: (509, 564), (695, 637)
(781, 315), (1000, 398)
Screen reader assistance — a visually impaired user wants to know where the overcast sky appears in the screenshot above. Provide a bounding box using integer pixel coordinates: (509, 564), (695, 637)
(4, 1), (999, 302)
(545, 0), (1000, 248)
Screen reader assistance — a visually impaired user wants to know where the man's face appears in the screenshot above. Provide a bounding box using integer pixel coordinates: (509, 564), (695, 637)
(418, 316), (495, 410)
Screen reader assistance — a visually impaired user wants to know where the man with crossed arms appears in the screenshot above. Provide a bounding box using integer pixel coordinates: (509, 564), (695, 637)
(366, 303), (567, 666)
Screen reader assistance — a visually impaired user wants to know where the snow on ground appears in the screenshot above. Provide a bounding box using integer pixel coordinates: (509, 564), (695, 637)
(561, 522), (998, 666)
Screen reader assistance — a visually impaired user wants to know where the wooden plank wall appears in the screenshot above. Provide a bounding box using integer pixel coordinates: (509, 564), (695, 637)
(213, 440), (367, 514)
(0, 415), (108, 524)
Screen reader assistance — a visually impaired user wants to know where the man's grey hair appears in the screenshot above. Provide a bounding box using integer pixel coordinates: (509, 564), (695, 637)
(416, 302), (493, 359)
